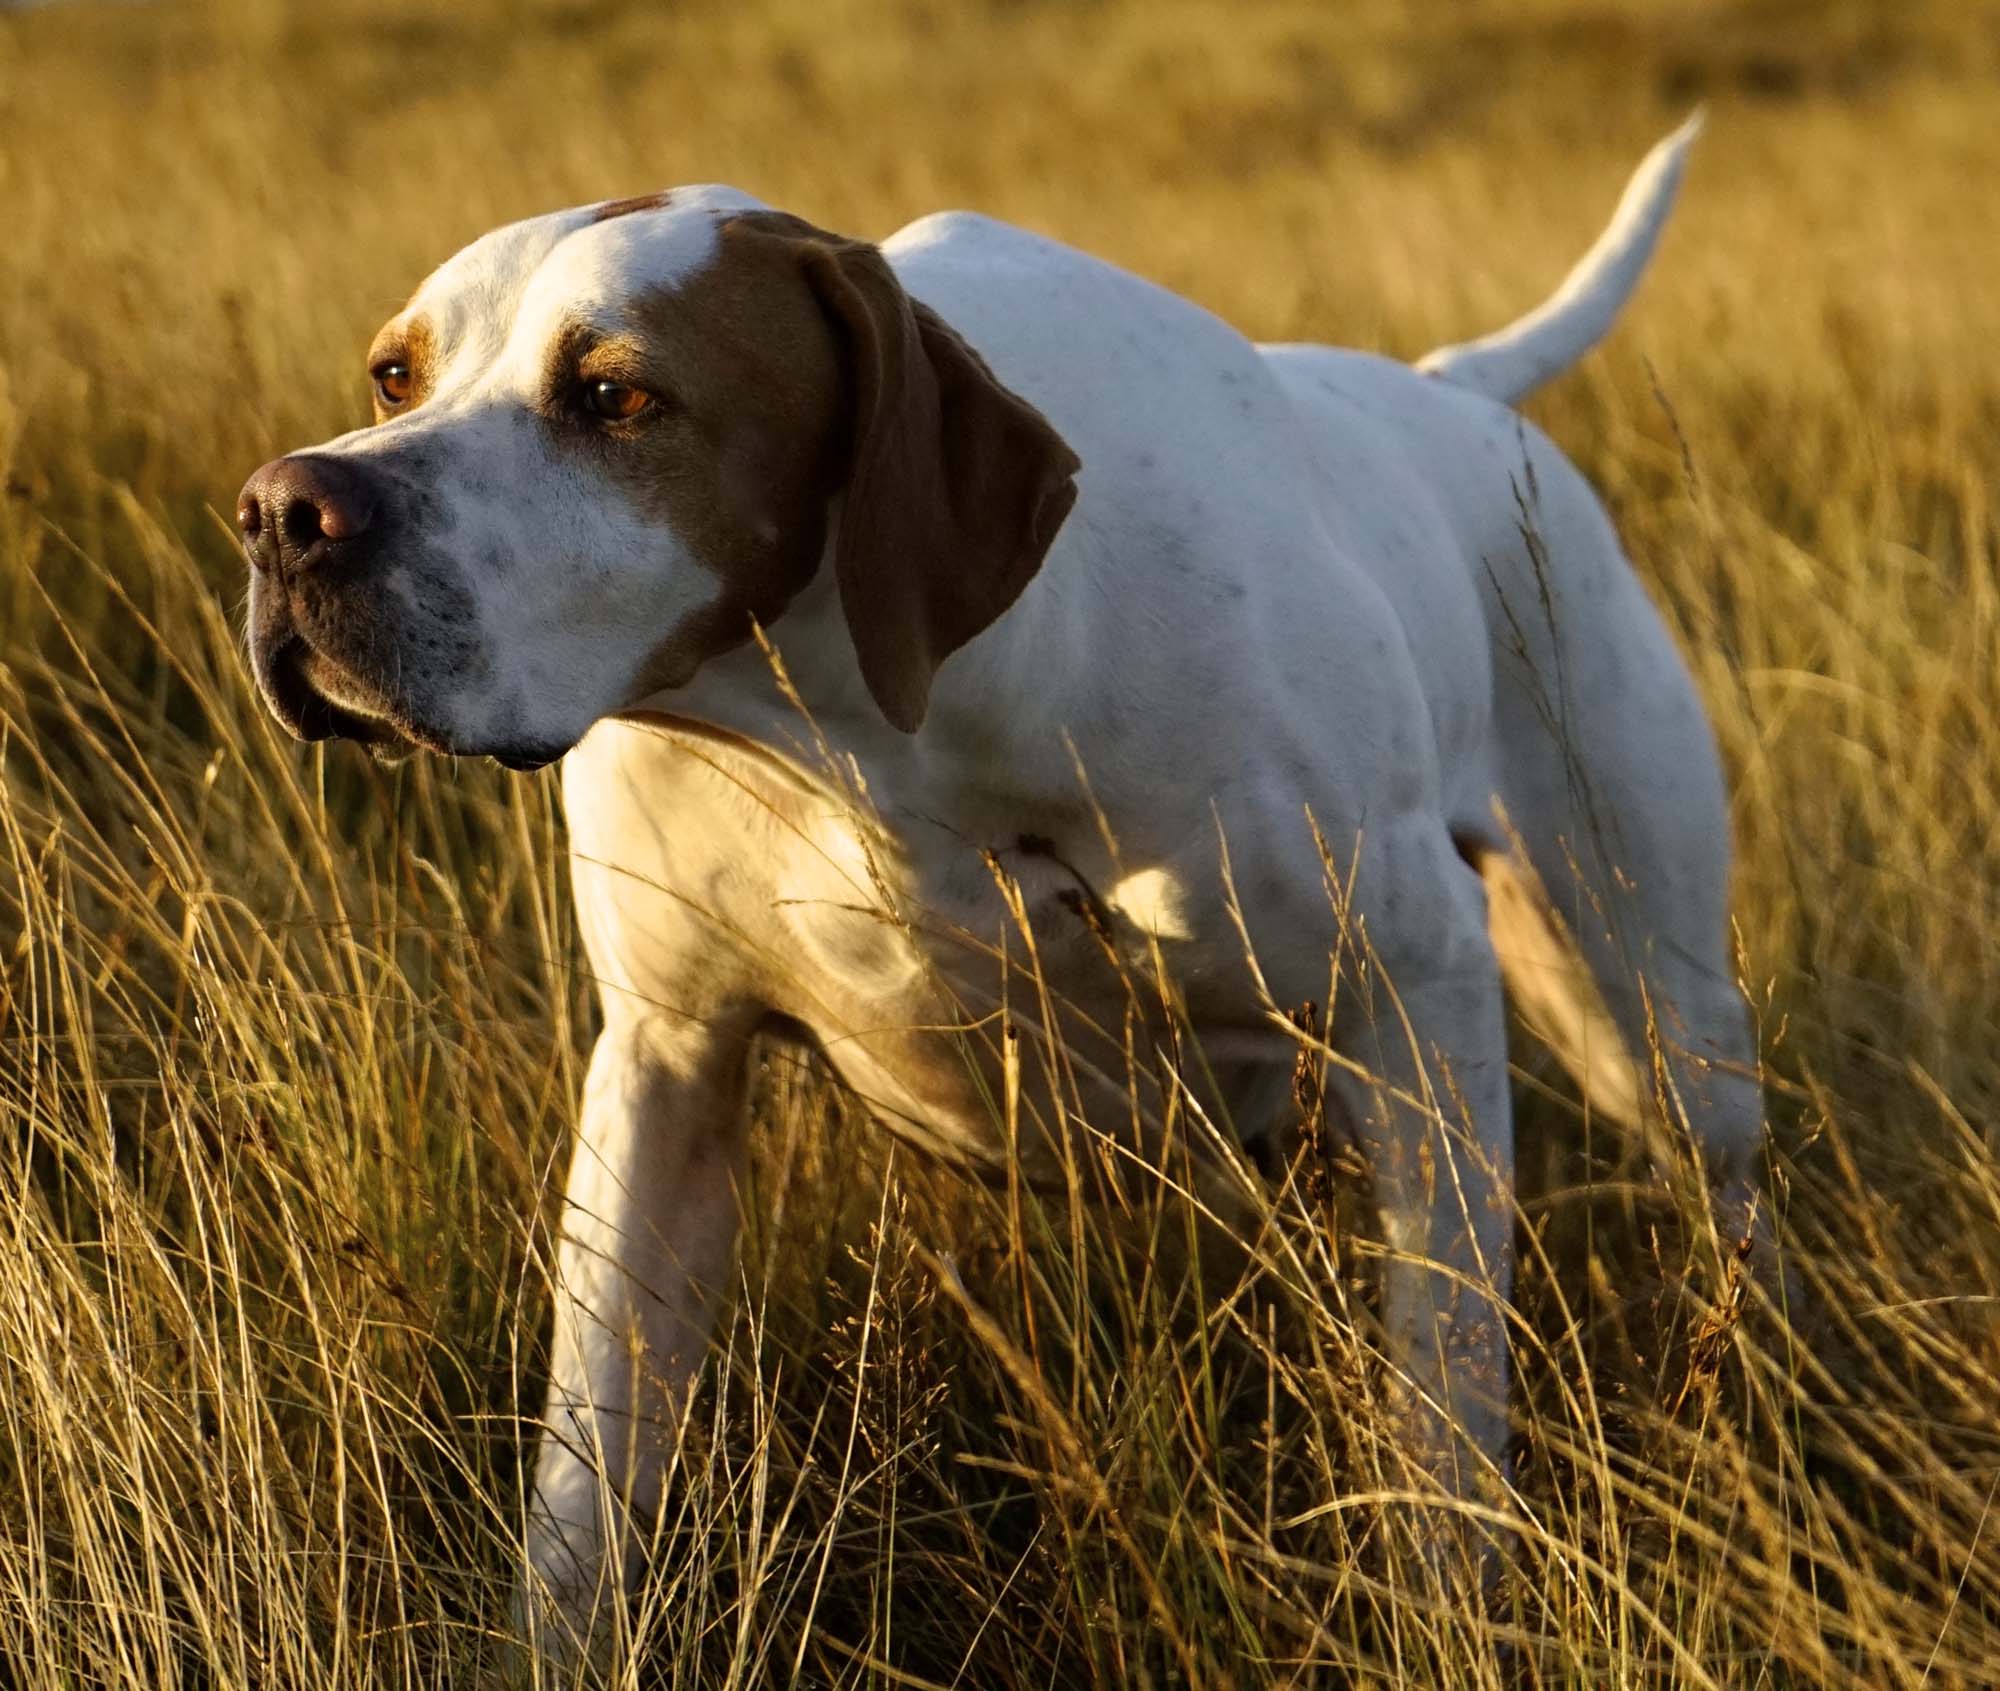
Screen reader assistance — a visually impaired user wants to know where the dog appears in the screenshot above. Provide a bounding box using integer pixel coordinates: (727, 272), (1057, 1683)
(236, 115), (1763, 1665)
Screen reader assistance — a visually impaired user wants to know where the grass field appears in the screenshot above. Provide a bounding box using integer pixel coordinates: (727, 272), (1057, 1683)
(4, 0), (2000, 1684)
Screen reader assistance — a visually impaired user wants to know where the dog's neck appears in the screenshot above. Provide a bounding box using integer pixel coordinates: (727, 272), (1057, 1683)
(622, 508), (1085, 788)
(626, 547), (880, 754)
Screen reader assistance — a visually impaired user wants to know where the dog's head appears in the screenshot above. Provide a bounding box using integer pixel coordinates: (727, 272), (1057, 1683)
(237, 188), (1078, 767)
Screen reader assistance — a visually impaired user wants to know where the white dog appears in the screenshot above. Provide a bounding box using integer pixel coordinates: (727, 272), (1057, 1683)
(237, 116), (1761, 1664)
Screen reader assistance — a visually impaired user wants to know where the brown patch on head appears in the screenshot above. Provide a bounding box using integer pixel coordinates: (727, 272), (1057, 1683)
(590, 190), (675, 224)
(589, 215), (853, 697)
(365, 314), (437, 421)
(591, 208), (1079, 729)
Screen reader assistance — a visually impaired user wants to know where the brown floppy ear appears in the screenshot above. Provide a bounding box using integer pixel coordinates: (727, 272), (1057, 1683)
(783, 227), (1080, 732)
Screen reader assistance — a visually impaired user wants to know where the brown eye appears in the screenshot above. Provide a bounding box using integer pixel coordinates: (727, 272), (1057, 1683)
(372, 362), (413, 408)
(583, 380), (652, 422)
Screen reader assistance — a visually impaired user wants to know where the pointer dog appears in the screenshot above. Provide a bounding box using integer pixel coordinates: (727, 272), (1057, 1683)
(238, 118), (1763, 1663)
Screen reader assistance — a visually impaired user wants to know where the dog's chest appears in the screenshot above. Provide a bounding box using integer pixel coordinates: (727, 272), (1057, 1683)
(561, 720), (1239, 1030)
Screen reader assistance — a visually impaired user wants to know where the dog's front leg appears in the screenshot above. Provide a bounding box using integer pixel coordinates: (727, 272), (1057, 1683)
(523, 1012), (756, 1675)
(1324, 852), (1517, 1532)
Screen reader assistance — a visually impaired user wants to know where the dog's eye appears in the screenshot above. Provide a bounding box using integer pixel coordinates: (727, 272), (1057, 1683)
(372, 362), (413, 408)
(582, 380), (653, 422)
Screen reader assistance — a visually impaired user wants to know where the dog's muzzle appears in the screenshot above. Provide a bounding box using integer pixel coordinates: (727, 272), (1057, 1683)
(235, 453), (570, 773)
(237, 450), (454, 760)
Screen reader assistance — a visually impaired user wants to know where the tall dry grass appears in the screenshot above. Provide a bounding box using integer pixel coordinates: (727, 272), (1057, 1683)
(2, 0), (1999, 1684)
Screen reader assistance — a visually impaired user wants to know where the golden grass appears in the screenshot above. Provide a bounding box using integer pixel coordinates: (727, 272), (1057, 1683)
(3, 0), (2000, 1683)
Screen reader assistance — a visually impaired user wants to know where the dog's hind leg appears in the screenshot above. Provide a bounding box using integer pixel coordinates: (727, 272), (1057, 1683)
(1464, 459), (1773, 1263)
(1465, 818), (1770, 1268)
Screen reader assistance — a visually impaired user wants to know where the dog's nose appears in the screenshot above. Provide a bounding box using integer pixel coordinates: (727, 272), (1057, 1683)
(237, 455), (377, 576)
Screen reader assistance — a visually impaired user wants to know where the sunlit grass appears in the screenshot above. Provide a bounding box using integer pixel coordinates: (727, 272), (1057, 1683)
(3, 0), (1999, 1684)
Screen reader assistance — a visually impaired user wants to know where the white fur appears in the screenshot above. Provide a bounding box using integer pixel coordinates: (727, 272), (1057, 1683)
(267, 127), (1764, 1670)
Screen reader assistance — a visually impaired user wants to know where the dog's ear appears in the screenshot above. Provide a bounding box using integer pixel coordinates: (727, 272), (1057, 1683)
(751, 219), (1079, 732)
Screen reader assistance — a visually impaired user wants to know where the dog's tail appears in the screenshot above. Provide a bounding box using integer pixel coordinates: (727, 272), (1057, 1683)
(1416, 113), (1702, 408)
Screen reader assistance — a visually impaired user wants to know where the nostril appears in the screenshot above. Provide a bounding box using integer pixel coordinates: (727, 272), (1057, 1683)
(240, 456), (377, 573)
(317, 483), (373, 542)
(280, 494), (328, 554)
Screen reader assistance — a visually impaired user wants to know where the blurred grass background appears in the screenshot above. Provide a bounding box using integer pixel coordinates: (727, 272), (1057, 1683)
(3, 0), (2000, 1684)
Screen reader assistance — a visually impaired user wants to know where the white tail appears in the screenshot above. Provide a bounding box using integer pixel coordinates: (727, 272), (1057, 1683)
(1417, 113), (1703, 407)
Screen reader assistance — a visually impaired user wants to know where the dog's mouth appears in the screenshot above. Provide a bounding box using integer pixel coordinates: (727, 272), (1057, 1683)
(258, 633), (424, 762)
(254, 631), (566, 773)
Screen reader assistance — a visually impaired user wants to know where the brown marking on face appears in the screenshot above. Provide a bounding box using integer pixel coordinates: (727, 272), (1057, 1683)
(590, 190), (676, 225)
(569, 208), (1078, 725)
(587, 214), (852, 693)
(366, 314), (437, 421)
